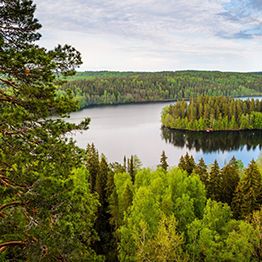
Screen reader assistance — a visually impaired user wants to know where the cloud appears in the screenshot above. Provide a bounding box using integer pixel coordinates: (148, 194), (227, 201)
(218, 0), (262, 39)
(33, 0), (262, 71)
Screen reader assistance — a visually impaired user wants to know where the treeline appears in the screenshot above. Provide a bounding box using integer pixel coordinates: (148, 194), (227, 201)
(162, 96), (262, 131)
(83, 146), (262, 261)
(61, 71), (262, 108)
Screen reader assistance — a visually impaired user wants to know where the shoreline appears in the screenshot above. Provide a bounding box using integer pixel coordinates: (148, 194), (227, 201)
(161, 126), (262, 133)
(77, 95), (262, 111)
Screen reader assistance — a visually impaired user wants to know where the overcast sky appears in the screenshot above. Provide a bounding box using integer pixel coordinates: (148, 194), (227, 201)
(34, 0), (262, 72)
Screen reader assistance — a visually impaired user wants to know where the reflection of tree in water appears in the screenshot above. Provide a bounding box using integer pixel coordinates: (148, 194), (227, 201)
(161, 127), (262, 153)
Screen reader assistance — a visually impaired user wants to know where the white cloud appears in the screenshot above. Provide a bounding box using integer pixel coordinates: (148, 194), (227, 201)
(33, 0), (262, 71)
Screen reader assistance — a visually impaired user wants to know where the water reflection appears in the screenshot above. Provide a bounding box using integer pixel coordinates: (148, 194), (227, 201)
(161, 127), (262, 153)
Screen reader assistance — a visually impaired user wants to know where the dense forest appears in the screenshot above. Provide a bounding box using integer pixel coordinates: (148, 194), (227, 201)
(79, 146), (262, 261)
(1, 1), (262, 261)
(61, 71), (262, 108)
(161, 96), (262, 131)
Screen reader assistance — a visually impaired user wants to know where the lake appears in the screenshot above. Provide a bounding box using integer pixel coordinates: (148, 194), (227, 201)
(68, 100), (262, 168)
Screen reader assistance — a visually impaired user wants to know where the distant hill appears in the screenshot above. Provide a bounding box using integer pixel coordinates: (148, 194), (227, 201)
(61, 70), (262, 109)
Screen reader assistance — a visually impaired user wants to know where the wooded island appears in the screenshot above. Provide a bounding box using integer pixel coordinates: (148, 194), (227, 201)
(161, 96), (262, 131)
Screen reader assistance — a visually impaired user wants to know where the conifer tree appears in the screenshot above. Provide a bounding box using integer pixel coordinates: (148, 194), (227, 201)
(207, 160), (223, 200)
(158, 150), (168, 171)
(232, 160), (262, 219)
(128, 155), (135, 183)
(95, 154), (109, 203)
(122, 184), (133, 213)
(94, 154), (113, 258)
(220, 158), (240, 206)
(86, 143), (100, 192)
(194, 158), (208, 186)
(178, 155), (186, 171)
(178, 153), (195, 175)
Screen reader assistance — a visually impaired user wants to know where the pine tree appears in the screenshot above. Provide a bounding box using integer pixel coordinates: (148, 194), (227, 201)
(194, 158), (208, 186)
(0, 1), (98, 259)
(158, 150), (168, 171)
(207, 160), (223, 201)
(86, 143), (100, 192)
(94, 154), (113, 258)
(232, 160), (262, 219)
(128, 156), (135, 183)
(123, 156), (127, 172)
(220, 158), (240, 206)
(122, 184), (133, 213)
(95, 154), (109, 204)
(178, 153), (195, 175)
(178, 155), (186, 171)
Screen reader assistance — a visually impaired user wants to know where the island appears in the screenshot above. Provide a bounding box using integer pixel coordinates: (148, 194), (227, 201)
(161, 96), (262, 131)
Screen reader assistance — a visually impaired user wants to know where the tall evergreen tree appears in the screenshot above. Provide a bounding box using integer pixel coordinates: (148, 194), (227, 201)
(194, 158), (208, 187)
(158, 150), (168, 171)
(128, 155), (135, 183)
(220, 158), (240, 206)
(232, 160), (262, 219)
(86, 143), (100, 192)
(207, 160), (223, 200)
(178, 153), (195, 175)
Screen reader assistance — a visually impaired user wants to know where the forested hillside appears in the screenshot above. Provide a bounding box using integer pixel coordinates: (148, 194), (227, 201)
(62, 71), (262, 108)
(162, 96), (262, 131)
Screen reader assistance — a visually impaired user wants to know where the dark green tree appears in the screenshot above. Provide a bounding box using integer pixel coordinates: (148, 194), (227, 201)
(0, 1), (99, 260)
(232, 160), (262, 219)
(95, 154), (109, 203)
(194, 158), (208, 186)
(122, 184), (133, 213)
(207, 160), (222, 200)
(128, 156), (135, 183)
(178, 153), (195, 175)
(127, 155), (142, 183)
(86, 143), (100, 192)
(158, 150), (168, 171)
(220, 158), (240, 206)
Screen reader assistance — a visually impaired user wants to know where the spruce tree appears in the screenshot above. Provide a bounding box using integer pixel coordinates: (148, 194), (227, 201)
(207, 160), (223, 201)
(128, 155), (136, 183)
(159, 150), (168, 171)
(178, 153), (195, 175)
(194, 158), (209, 187)
(122, 184), (133, 213)
(86, 143), (100, 192)
(232, 160), (262, 219)
(220, 158), (240, 206)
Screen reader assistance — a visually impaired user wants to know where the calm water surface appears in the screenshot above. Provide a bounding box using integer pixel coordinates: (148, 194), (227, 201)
(68, 100), (262, 168)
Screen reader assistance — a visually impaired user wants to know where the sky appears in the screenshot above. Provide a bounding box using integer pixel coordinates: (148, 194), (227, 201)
(34, 0), (262, 72)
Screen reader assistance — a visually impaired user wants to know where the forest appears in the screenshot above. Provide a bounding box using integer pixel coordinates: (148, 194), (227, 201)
(161, 96), (262, 131)
(1, 1), (262, 261)
(61, 71), (262, 109)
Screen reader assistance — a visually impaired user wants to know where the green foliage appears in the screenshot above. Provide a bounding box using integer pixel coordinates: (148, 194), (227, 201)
(158, 150), (168, 171)
(86, 143), (100, 193)
(187, 200), (259, 261)
(0, 1), (98, 260)
(232, 160), (262, 219)
(162, 96), (262, 131)
(115, 167), (206, 260)
(178, 153), (196, 175)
